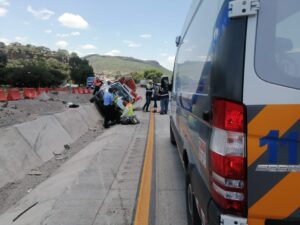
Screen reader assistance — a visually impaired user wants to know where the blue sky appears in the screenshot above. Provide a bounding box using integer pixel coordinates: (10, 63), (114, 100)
(0, 0), (192, 70)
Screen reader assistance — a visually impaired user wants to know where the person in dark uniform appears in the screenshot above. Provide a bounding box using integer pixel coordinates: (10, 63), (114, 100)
(103, 87), (114, 128)
(159, 77), (169, 114)
(142, 81), (153, 112)
(152, 83), (159, 112)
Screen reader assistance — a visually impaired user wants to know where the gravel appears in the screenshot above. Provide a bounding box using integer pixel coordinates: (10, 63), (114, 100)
(0, 92), (93, 128)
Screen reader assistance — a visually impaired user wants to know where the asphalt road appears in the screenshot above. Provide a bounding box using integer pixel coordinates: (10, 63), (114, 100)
(152, 113), (187, 225)
(0, 105), (187, 225)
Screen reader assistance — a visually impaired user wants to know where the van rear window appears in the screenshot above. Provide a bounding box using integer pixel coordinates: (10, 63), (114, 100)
(255, 0), (300, 89)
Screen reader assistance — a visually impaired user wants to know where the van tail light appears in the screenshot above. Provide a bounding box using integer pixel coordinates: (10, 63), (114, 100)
(209, 98), (246, 214)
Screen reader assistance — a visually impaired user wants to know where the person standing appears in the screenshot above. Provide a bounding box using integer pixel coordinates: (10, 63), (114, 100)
(93, 78), (102, 95)
(142, 81), (153, 112)
(103, 87), (114, 128)
(159, 78), (170, 115)
(152, 83), (159, 113)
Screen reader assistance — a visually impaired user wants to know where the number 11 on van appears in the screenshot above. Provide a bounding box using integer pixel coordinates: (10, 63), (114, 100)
(260, 130), (299, 165)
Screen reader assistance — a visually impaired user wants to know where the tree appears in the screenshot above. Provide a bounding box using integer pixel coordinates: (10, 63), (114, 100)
(130, 72), (143, 83)
(0, 42), (94, 87)
(0, 42), (7, 69)
(4, 64), (67, 87)
(144, 69), (163, 83)
(0, 51), (7, 69)
(69, 55), (94, 85)
(56, 49), (69, 63)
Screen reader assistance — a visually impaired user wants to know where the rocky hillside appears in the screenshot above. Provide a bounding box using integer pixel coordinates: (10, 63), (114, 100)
(85, 54), (172, 75)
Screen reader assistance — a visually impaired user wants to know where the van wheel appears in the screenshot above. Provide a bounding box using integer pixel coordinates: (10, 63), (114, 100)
(186, 175), (201, 225)
(170, 124), (176, 145)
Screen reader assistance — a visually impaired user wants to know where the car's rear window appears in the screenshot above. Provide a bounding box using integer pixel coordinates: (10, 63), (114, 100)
(255, 0), (300, 89)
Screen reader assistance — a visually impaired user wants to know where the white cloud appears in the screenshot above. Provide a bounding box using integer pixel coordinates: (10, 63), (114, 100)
(58, 13), (88, 29)
(45, 29), (52, 34)
(81, 44), (97, 50)
(105, 50), (120, 56)
(0, 0), (9, 7)
(70, 31), (80, 36)
(56, 32), (80, 38)
(56, 33), (69, 38)
(161, 55), (175, 70)
(140, 34), (151, 39)
(0, 7), (7, 17)
(0, 37), (9, 44)
(123, 40), (141, 48)
(0, 0), (9, 17)
(27, 5), (54, 20)
(168, 56), (175, 63)
(15, 36), (28, 43)
(129, 43), (141, 48)
(56, 40), (69, 49)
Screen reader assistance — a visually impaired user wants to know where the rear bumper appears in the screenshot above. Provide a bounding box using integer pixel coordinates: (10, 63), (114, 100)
(220, 215), (247, 225)
(208, 199), (247, 225)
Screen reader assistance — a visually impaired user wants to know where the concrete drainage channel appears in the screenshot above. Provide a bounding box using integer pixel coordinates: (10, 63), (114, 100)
(0, 104), (103, 214)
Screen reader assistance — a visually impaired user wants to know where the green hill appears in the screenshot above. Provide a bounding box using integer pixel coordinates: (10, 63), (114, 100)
(85, 54), (172, 75)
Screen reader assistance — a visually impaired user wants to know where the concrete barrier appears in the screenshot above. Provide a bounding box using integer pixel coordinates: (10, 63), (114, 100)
(0, 104), (102, 189)
(78, 105), (102, 128)
(55, 109), (89, 141)
(0, 127), (42, 188)
(16, 116), (73, 162)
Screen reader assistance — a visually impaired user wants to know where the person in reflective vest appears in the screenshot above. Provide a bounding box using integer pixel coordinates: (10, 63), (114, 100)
(121, 98), (140, 125)
(110, 89), (122, 124)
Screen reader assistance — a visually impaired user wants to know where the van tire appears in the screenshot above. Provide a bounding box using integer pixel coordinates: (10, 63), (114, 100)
(170, 124), (176, 145)
(186, 174), (201, 225)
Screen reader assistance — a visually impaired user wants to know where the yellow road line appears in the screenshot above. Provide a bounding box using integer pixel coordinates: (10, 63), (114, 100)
(133, 112), (155, 225)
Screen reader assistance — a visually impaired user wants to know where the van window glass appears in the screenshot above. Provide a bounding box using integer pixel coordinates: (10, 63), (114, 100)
(255, 0), (300, 89)
(175, 0), (223, 95)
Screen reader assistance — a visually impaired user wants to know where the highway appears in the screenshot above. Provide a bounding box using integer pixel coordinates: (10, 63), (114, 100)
(152, 113), (187, 225)
(0, 105), (187, 225)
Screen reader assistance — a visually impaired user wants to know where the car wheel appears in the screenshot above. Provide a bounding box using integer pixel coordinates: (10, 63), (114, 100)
(170, 123), (176, 145)
(186, 175), (201, 225)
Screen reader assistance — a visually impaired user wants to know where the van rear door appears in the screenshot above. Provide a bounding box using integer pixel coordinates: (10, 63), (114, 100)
(243, 0), (300, 224)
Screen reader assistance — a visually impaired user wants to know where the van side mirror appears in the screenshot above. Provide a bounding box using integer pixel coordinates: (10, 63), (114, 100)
(175, 36), (181, 47)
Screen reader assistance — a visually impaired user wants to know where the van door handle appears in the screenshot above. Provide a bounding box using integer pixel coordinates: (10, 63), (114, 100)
(202, 111), (211, 122)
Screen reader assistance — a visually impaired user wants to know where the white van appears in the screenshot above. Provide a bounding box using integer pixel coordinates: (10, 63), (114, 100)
(170, 0), (300, 224)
